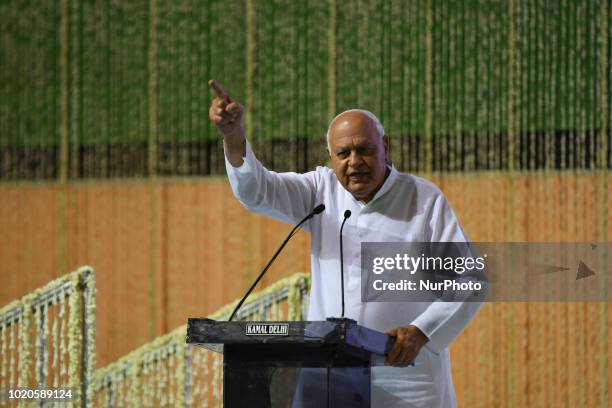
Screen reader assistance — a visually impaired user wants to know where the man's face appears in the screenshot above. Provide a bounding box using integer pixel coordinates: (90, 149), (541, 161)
(327, 113), (389, 203)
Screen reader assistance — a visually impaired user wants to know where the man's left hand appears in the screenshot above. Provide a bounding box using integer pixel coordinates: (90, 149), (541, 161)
(384, 325), (429, 367)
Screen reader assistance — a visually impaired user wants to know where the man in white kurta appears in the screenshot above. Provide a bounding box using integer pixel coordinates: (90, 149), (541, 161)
(208, 80), (483, 407)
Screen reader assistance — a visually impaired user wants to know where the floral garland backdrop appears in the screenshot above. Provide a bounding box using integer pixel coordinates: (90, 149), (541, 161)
(0, 1), (611, 406)
(0, 0), (609, 178)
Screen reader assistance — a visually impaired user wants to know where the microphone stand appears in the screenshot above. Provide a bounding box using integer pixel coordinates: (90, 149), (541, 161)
(228, 204), (325, 321)
(339, 210), (351, 318)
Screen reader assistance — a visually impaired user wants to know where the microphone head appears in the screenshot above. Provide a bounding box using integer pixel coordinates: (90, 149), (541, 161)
(343, 209), (352, 219)
(313, 204), (325, 215)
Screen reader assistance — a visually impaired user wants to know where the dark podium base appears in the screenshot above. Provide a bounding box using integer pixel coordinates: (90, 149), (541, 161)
(224, 343), (371, 407)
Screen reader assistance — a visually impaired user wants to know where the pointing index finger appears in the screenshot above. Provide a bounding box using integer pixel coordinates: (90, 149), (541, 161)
(208, 79), (232, 103)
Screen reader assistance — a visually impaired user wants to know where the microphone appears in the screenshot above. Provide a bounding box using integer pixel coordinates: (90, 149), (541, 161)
(339, 210), (351, 318)
(311, 203), (325, 216)
(228, 204), (325, 321)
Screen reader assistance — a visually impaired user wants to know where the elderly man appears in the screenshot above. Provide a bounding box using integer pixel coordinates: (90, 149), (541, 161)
(208, 80), (482, 407)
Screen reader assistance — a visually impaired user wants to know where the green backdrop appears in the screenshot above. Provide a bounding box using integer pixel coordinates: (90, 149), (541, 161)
(0, 0), (610, 177)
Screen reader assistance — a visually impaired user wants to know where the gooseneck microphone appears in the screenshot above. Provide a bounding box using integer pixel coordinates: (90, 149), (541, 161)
(339, 210), (351, 318)
(228, 204), (325, 321)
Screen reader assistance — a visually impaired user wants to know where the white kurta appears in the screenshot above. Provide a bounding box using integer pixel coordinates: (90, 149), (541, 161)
(225, 141), (483, 408)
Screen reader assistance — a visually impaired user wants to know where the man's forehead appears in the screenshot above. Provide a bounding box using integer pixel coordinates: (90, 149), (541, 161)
(329, 112), (379, 142)
(331, 132), (377, 148)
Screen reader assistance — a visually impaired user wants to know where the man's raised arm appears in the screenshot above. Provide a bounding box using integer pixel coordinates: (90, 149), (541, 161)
(207, 80), (319, 226)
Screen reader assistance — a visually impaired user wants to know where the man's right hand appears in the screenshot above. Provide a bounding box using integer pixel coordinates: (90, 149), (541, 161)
(208, 79), (246, 166)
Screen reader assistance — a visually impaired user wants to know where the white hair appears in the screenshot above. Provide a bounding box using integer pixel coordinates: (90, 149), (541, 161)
(326, 109), (385, 149)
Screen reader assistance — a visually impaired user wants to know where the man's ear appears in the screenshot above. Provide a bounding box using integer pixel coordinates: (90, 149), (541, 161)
(326, 147), (331, 159)
(383, 135), (391, 165)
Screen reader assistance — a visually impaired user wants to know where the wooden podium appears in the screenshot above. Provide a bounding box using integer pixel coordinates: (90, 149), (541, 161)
(186, 317), (394, 407)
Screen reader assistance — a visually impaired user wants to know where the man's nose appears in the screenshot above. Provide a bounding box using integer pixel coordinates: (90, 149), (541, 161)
(348, 151), (364, 167)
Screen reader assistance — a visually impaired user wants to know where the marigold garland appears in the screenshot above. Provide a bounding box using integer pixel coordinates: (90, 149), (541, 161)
(0, 266), (95, 407)
(0, 320), (6, 388)
(1, 269), (309, 406)
(92, 272), (310, 406)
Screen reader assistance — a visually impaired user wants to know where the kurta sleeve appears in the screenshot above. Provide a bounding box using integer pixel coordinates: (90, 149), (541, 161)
(225, 140), (319, 226)
(409, 193), (486, 354)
